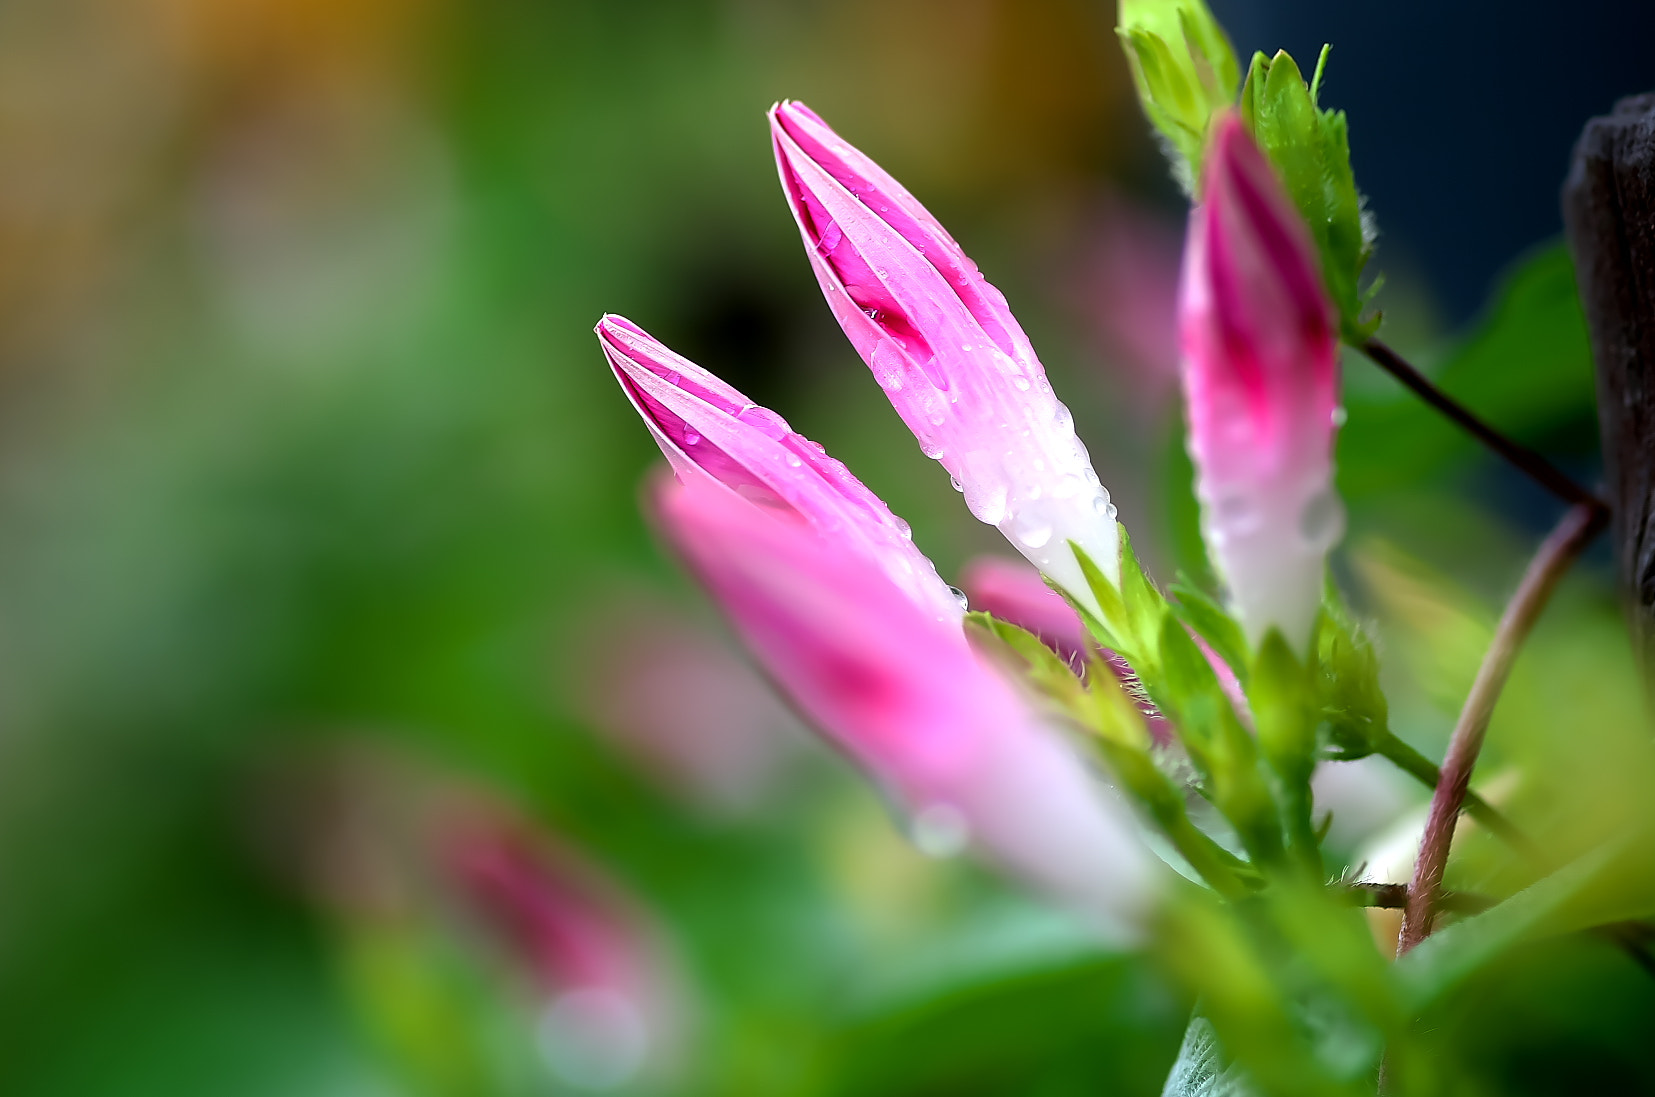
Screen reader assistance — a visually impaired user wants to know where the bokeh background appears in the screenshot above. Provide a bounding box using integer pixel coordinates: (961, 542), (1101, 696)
(1, 2), (1653, 1095)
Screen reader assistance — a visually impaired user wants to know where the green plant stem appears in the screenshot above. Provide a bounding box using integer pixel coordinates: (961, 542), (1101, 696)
(1397, 502), (1608, 955)
(1359, 338), (1610, 515)
(1370, 730), (1537, 857)
(1281, 779), (1322, 876)
(1164, 815), (1254, 901)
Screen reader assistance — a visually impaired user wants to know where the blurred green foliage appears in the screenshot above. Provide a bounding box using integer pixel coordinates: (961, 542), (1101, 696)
(0, 1), (1647, 1095)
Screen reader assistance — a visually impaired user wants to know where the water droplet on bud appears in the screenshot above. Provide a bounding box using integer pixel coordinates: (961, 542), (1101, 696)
(1298, 488), (1344, 550)
(911, 803), (970, 858)
(948, 585), (970, 611)
(1017, 522), (1054, 549)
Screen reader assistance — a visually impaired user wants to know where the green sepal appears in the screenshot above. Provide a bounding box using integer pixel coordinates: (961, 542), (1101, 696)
(1315, 580), (1389, 761)
(963, 611), (1085, 706)
(1168, 574), (1251, 689)
(1239, 46), (1379, 342)
(1068, 527), (1166, 670)
(1116, 0), (1241, 194)
(1119, 523), (1169, 650)
(1069, 540), (1133, 655)
(1154, 615), (1285, 868)
(1250, 630), (1317, 783)
(1250, 630), (1322, 870)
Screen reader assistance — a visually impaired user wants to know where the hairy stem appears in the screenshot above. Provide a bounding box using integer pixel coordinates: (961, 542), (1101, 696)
(1397, 502), (1608, 954)
(1359, 338), (1609, 514)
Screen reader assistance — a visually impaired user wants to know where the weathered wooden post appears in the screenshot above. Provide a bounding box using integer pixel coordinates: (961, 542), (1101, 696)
(1563, 93), (1655, 681)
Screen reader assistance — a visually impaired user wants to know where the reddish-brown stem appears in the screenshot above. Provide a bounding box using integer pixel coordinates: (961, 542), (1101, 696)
(1360, 338), (1610, 515)
(1396, 502), (1609, 954)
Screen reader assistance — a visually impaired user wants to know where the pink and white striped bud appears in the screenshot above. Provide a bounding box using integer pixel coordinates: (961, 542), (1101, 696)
(656, 477), (1160, 934)
(597, 314), (962, 623)
(1178, 114), (1344, 651)
(769, 101), (1120, 606)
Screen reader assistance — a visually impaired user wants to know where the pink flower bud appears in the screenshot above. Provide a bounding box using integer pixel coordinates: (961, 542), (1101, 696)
(1178, 114), (1344, 651)
(962, 555), (1175, 746)
(440, 806), (686, 1090)
(597, 313), (962, 623)
(769, 101), (1120, 603)
(655, 477), (1160, 933)
(961, 555), (1093, 669)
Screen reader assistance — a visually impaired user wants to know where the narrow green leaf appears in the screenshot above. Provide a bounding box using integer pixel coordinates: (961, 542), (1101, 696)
(1169, 577), (1251, 688)
(1120, 523), (1170, 653)
(1396, 843), (1624, 1011)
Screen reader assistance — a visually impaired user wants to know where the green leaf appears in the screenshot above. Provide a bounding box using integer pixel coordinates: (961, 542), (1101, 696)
(1169, 577), (1251, 689)
(1117, 0), (1241, 193)
(1395, 842), (1625, 1011)
(1239, 47), (1377, 341)
(1161, 1013), (1257, 1097)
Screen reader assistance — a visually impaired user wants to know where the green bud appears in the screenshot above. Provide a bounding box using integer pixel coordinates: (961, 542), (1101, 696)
(1116, 0), (1241, 194)
(1239, 45), (1379, 340)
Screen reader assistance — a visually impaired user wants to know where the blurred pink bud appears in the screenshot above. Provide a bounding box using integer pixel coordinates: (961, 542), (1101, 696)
(963, 555), (1174, 746)
(442, 809), (684, 1090)
(656, 477), (1160, 932)
(770, 100), (1121, 603)
(1178, 115), (1344, 651)
(574, 601), (799, 815)
(961, 555), (1092, 668)
(598, 314), (962, 623)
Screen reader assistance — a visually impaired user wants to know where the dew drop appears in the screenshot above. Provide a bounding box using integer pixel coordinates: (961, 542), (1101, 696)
(949, 476), (964, 492)
(921, 441), (945, 459)
(948, 585), (970, 611)
(1298, 488), (1344, 549)
(1012, 375), (1031, 392)
(911, 803), (970, 858)
(1018, 522), (1054, 549)
(1215, 494), (1259, 535)
(538, 989), (648, 1091)
(683, 429), (701, 446)
(662, 369), (681, 386)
